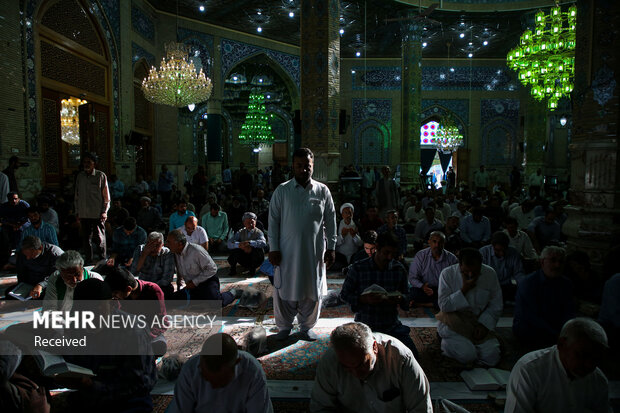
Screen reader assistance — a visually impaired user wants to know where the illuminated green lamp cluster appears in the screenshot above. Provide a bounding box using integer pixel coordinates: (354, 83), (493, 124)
(436, 117), (464, 154)
(507, 4), (577, 110)
(238, 92), (275, 150)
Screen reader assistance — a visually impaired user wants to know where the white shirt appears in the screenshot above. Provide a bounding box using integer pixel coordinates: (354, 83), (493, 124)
(405, 206), (425, 223)
(268, 178), (337, 301)
(510, 206), (537, 230)
(437, 264), (503, 331)
(336, 219), (363, 262)
(529, 173), (544, 187)
(504, 229), (537, 259)
(310, 333), (432, 413)
(179, 225), (209, 246)
(169, 351), (273, 413)
(174, 242), (218, 286)
(505, 346), (610, 413)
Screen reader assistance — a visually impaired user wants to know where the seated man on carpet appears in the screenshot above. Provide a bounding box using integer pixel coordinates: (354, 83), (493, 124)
(503, 216), (537, 261)
(349, 230), (377, 265)
(10, 235), (63, 300)
(226, 212), (266, 276)
(179, 216), (208, 251)
(408, 231), (458, 309)
(513, 246), (575, 350)
(437, 248), (503, 367)
(377, 209), (408, 262)
(413, 207), (444, 248)
(19, 206), (58, 248)
(136, 196), (165, 234)
(459, 207), (491, 248)
(166, 229), (237, 305)
(42, 250), (103, 312)
(60, 278), (157, 413)
(340, 231), (418, 357)
(107, 217), (147, 267)
(505, 318), (611, 413)
(527, 207), (562, 253)
(169, 333), (273, 413)
(103, 266), (168, 355)
(130, 231), (175, 299)
(310, 322), (432, 412)
(201, 203), (229, 254)
(168, 199), (195, 233)
(480, 231), (525, 302)
(334, 202), (363, 270)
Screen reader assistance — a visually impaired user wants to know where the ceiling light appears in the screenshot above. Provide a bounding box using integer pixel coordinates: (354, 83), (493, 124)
(257, 26), (262, 32)
(289, 11), (294, 17)
(257, 10), (262, 15)
(468, 53), (473, 58)
(450, 67), (455, 72)
(356, 51), (361, 57)
(188, 104), (195, 111)
(422, 42), (427, 47)
(559, 116), (568, 126)
(459, 33), (465, 38)
(468, 42), (473, 46)
(199, 5), (205, 12)
(351, 69), (356, 74)
(483, 40), (488, 46)
(339, 28), (344, 35)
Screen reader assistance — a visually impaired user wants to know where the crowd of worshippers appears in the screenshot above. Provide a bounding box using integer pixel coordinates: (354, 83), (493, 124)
(1, 154), (619, 412)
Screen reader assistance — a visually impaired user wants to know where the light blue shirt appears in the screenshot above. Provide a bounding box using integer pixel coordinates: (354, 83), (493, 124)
(479, 244), (525, 286)
(169, 351), (273, 413)
(459, 215), (491, 244)
(409, 247), (458, 289)
(169, 210), (196, 232)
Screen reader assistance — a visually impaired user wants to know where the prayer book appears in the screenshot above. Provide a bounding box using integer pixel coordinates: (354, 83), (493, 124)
(34, 351), (96, 379)
(460, 368), (510, 391)
(8, 282), (33, 301)
(361, 284), (403, 298)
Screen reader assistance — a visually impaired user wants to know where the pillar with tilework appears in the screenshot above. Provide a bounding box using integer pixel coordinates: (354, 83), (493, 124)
(400, 16), (423, 187)
(300, 0), (340, 183)
(205, 99), (223, 181)
(563, 0), (620, 266)
(523, 96), (547, 177)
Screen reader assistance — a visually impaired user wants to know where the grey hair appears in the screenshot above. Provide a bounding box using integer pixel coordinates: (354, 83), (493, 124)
(168, 229), (187, 245)
(428, 231), (446, 241)
(560, 318), (608, 348)
(55, 250), (84, 270)
(540, 245), (566, 261)
(148, 232), (164, 242)
(330, 322), (375, 354)
(21, 235), (42, 251)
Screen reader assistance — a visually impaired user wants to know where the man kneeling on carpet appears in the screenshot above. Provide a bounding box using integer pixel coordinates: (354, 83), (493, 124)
(340, 231), (418, 357)
(437, 247), (503, 367)
(310, 322), (432, 412)
(169, 333), (273, 413)
(505, 318), (611, 413)
(227, 212), (267, 276)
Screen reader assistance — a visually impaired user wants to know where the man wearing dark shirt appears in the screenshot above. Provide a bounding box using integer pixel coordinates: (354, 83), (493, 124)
(513, 246), (575, 350)
(340, 231), (417, 357)
(0, 192), (30, 251)
(377, 209), (407, 261)
(11, 235), (63, 299)
(136, 196), (164, 233)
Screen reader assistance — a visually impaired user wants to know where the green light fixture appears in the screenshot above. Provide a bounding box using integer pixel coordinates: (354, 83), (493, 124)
(238, 91), (275, 151)
(507, 3), (577, 110)
(436, 116), (464, 154)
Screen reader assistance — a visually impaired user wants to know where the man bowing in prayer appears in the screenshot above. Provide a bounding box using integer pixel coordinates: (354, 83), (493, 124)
(268, 148), (337, 341)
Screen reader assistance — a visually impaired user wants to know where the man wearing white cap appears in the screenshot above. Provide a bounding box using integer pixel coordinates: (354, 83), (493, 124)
(227, 212), (267, 276)
(269, 148), (337, 341)
(334, 202), (363, 270)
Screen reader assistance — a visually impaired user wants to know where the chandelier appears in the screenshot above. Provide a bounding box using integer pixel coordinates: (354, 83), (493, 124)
(506, 3), (577, 110)
(436, 116), (464, 153)
(238, 92), (275, 151)
(60, 97), (87, 145)
(141, 42), (213, 108)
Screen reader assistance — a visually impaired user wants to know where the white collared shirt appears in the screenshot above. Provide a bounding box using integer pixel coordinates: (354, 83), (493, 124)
(174, 242), (217, 286)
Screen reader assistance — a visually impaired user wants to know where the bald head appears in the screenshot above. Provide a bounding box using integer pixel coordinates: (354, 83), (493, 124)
(184, 216), (198, 235)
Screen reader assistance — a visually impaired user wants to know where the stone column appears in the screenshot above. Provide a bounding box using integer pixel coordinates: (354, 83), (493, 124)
(523, 96), (547, 177)
(206, 99), (223, 181)
(563, 0), (620, 266)
(400, 15), (423, 188)
(300, 0), (340, 183)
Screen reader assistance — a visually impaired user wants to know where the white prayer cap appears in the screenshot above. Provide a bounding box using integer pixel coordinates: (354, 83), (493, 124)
(340, 203), (354, 214)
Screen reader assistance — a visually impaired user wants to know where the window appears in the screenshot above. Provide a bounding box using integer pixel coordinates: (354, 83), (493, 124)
(420, 120), (440, 146)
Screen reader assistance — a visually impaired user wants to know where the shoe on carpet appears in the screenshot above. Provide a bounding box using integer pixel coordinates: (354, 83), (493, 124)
(273, 329), (291, 341)
(299, 329), (318, 341)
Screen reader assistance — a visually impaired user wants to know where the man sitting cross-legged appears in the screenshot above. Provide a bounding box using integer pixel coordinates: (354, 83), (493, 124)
(505, 318), (611, 413)
(437, 248), (503, 367)
(408, 231), (458, 309)
(166, 229), (237, 306)
(179, 216), (208, 251)
(201, 203), (229, 254)
(103, 265), (168, 355)
(227, 212), (266, 276)
(130, 231), (175, 299)
(169, 333), (273, 413)
(107, 217), (147, 267)
(480, 231), (525, 302)
(377, 209), (408, 262)
(310, 322), (432, 412)
(340, 231), (418, 357)
(10, 235), (63, 300)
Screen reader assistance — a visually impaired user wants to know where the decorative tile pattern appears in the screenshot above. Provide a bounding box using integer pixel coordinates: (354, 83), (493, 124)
(131, 4), (154, 41)
(221, 109), (234, 160)
(352, 99), (392, 165)
(178, 28), (214, 77)
(131, 42), (155, 68)
(351, 66), (519, 91)
(421, 99), (469, 124)
(221, 39), (300, 90)
(480, 99), (520, 166)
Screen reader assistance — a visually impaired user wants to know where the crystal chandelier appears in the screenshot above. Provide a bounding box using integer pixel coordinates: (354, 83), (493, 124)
(238, 92), (275, 151)
(506, 3), (577, 110)
(141, 42), (213, 108)
(436, 116), (464, 153)
(60, 97), (87, 145)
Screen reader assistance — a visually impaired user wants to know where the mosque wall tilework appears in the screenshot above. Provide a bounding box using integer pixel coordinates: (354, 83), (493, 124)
(131, 4), (154, 42)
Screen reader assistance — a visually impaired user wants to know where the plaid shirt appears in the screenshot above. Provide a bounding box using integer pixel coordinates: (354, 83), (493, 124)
(130, 245), (175, 284)
(340, 256), (409, 332)
(112, 226), (147, 263)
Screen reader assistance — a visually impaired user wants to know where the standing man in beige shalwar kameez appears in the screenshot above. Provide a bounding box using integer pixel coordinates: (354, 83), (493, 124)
(268, 148), (337, 341)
